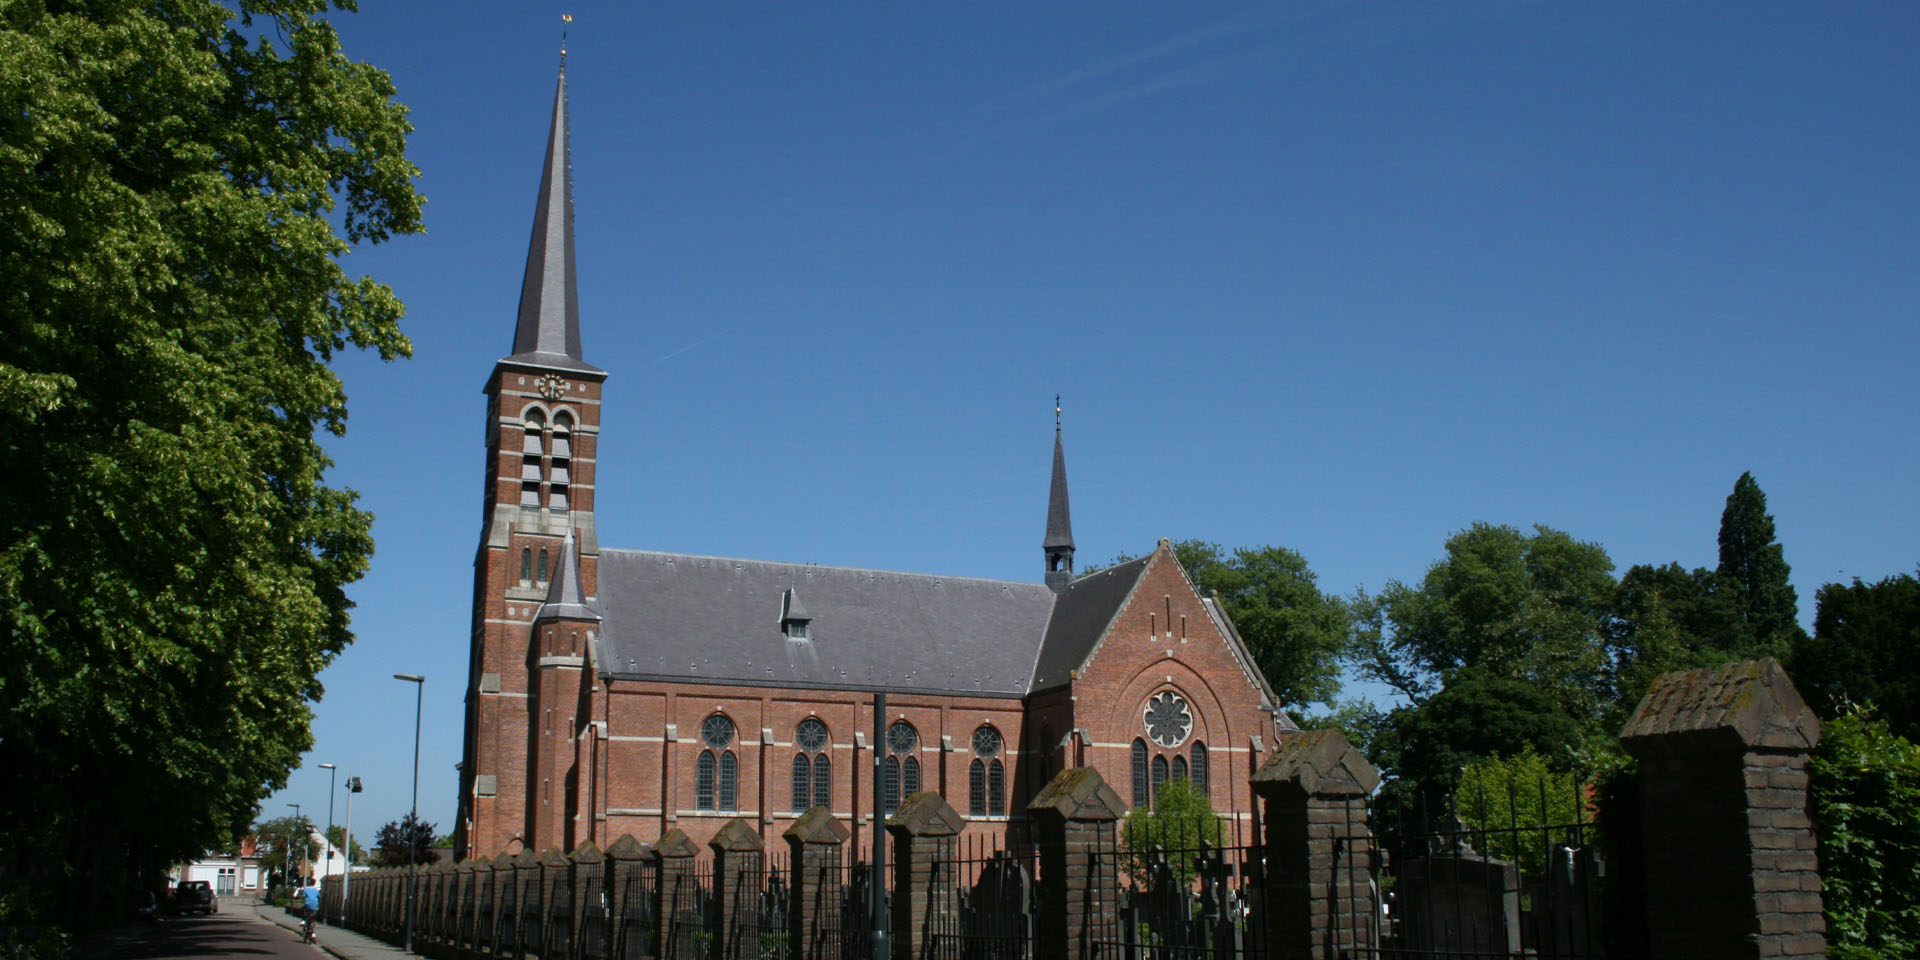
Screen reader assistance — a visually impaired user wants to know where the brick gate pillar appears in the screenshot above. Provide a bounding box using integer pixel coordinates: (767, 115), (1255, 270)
(570, 841), (606, 960)
(888, 791), (966, 960)
(1028, 767), (1125, 960)
(710, 820), (766, 960)
(606, 835), (651, 960)
(785, 807), (849, 960)
(1619, 657), (1825, 960)
(1251, 728), (1381, 960)
(540, 846), (573, 959)
(652, 829), (702, 960)
(514, 849), (543, 959)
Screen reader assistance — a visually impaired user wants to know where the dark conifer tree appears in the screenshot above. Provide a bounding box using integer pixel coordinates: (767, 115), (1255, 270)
(1716, 472), (1804, 653)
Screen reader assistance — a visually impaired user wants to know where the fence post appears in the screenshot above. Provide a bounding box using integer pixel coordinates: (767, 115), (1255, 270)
(709, 820), (765, 960)
(1028, 767), (1125, 960)
(540, 846), (572, 960)
(496, 852), (522, 957)
(1619, 657), (1825, 960)
(784, 807), (849, 960)
(887, 791), (966, 960)
(606, 834), (650, 960)
(652, 828), (701, 960)
(516, 849), (545, 959)
(1250, 728), (1381, 960)
(455, 858), (476, 953)
(572, 840), (606, 960)
(474, 855), (497, 954)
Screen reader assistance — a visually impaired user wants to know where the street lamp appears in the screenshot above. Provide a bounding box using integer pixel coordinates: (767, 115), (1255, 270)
(394, 673), (425, 955)
(318, 763), (337, 882)
(286, 802), (303, 888)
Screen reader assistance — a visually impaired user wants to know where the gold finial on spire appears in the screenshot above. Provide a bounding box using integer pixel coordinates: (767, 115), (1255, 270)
(560, 13), (572, 63)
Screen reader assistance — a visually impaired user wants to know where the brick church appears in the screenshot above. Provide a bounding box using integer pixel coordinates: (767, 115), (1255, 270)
(453, 69), (1296, 861)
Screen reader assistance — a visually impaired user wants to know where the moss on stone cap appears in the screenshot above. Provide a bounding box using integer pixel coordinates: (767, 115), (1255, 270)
(784, 806), (850, 845)
(888, 791), (966, 836)
(1251, 728), (1380, 799)
(1620, 657), (1821, 757)
(1027, 765), (1125, 822)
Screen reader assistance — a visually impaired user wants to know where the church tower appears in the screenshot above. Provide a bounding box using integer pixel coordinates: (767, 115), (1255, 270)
(457, 64), (606, 859)
(1044, 402), (1076, 593)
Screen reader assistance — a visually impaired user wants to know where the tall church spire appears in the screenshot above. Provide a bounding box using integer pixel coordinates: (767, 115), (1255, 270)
(506, 65), (600, 373)
(1044, 397), (1075, 593)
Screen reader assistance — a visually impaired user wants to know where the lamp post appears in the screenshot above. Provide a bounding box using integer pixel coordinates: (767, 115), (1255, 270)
(318, 763), (337, 882)
(394, 673), (425, 955)
(342, 775), (362, 925)
(286, 802), (303, 888)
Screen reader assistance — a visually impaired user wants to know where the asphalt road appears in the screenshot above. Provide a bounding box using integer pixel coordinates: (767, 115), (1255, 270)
(85, 910), (320, 959)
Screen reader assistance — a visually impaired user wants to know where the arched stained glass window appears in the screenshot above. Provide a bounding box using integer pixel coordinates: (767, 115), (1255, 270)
(792, 754), (811, 814)
(988, 760), (1005, 817)
(1172, 755), (1189, 782)
(969, 759), (986, 817)
(538, 548), (549, 583)
(1151, 754), (1169, 802)
(1191, 742), (1209, 796)
(796, 718), (828, 752)
(696, 751), (717, 811)
(1131, 739), (1149, 808)
(521, 549), (532, 582)
(903, 756), (921, 798)
(883, 756), (901, 816)
(718, 751), (737, 812)
(812, 754), (831, 810)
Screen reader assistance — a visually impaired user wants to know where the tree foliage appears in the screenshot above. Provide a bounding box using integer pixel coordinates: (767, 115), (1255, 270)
(253, 816), (318, 885)
(1452, 750), (1589, 879)
(1120, 778), (1221, 887)
(372, 813), (437, 867)
(1716, 472), (1804, 655)
(0, 0), (420, 931)
(1791, 571), (1920, 741)
(324, 824), (366, 866)
(1809, 706), (1920, 960)
(1351, 523), (1616, 719)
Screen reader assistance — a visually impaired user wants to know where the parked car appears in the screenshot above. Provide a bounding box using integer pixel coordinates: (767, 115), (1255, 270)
(172, 880), (217, 915)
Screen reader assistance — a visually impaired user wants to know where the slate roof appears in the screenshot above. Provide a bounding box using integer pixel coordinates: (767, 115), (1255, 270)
(1028, 556), (1151, 693)
(593, 549), (1062, 697)
(504, 68), (602, 375)
(1044, 428), (1074, 551)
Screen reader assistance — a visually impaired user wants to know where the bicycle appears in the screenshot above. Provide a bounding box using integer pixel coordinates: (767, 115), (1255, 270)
(300, 909), (316, 944)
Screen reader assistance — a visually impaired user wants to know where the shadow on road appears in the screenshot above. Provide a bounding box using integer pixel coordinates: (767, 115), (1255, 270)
(87, 912), (301, 959)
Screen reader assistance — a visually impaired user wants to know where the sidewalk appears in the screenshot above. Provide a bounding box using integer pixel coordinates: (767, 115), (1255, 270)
(243, 900), (420, 960)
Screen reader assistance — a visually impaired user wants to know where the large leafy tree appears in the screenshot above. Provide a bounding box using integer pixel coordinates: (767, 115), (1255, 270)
(0, 0), (420, 930)
(372, 813), (436, 867)
(1716, 471), (1804, 654)
(1350, 522), (1617, 719)
(1606, 562), (1751, 712)
(1790, 571), (1920, 741)
(253, 816), (318, 887)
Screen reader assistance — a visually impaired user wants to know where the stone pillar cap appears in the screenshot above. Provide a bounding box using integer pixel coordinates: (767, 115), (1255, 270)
(514, 849), (542, 868)
(653, 828), (700, 859)
(492, 852), (517, 870)
(1027, 766), (1125, 822)
(605, 834), (650, 860)
(710, 819), (765, 853)
(1621, 657), (1822, 755)
(457, 858), (477, 873)
(1251, 729), (1380, 798)
(888, 791), (966, 837)
(785, 807), (851, 845)
(569, 839), (605, 863)
(539, 846), (570, 867)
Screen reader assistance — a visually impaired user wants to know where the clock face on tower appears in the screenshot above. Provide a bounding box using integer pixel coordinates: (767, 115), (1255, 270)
(536, 375), (565, 399)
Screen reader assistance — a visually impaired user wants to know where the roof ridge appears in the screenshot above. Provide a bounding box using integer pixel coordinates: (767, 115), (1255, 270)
(599, 547), (1054, 591)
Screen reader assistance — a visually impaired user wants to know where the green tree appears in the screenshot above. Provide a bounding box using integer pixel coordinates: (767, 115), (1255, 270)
(1350, 523), (1617, 720)
(254, 816), (318, 887)
(1094, 540), (1351, 713)
(0, 0), (421, 932)
(1607, 562), (1752, 713)
(1809, 706), (1920, 959)
(1454, 750), (1588, 879)
(372, 813), (436, 867)
(324, 825), (366, 866)
(1716, 472), (1804, 655)
(1121, 778), (1222, 887)
(1790, 571), (1920, 741)
(1371, 673), (1589, 816)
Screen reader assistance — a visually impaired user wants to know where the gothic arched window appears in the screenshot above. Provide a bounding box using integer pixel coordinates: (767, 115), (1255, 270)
(970, 726), (1003, 817)
(1191, 742), (1209, 797)
(793, 717), (830, 814)
(520, 548), (532, 583)
(883, 721), (918, 815)
(538, 548), (549, 583)
(1131, 739), (1149, 809)
(1172, 755), (1189, 782)
(699, 715), (736, 812)
(1151, 754), (1169, 801)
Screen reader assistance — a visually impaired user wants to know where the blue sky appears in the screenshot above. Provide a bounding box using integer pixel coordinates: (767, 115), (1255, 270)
(263, 1), (1919, 847)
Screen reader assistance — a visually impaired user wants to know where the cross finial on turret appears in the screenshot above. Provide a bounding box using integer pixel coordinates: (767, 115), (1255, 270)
(561, 13), (572, 66)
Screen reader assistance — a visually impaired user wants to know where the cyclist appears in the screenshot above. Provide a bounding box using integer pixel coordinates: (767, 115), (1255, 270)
(300, 884), (320, 943)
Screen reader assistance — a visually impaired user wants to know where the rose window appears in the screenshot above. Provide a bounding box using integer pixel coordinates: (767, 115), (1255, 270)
(1143, 692), (1192, 747)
